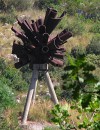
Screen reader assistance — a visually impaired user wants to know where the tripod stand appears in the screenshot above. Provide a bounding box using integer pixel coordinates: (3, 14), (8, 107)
(22, 64), (59, 124)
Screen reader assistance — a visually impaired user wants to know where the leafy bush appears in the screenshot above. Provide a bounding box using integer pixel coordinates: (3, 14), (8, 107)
(0, 0), (7, 11)
(34, 0), (62, 9)
(71, 45), (86, 58)
(49, 54), (100, 129)
(66, 20), (85, 36)
(62, 54), (99, 99)
(0, 0), (32, 12)
(86, 35), (100, 55)
(3, 67), (28, 91)
(89, 21), (100, 33)
(0, 13), (16, 24)
(20, 65), (32, 84)
(51, 104), (75, 130)
(0, 7), (16, 24)
(57, 17), (67, 30)
(0, 103), (22, 130)
(0, 58), (28, 91)
(34, 0), (99, 21)
(0, 80), (15, 112)
(9, 0), (32, 11)
(0, 58), (6, 73)
(0, 58), (26, 129)
(86, 54), (100, 67)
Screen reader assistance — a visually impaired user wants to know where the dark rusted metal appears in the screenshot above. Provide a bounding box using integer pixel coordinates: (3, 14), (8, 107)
(11, 8), (72, 69)
(49, 58), (64, 67)
(44, 8), (66, 34)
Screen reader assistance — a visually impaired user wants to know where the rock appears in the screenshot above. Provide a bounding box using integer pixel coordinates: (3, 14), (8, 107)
(5, 54), (19, 62)
(21, 122), (44, 130)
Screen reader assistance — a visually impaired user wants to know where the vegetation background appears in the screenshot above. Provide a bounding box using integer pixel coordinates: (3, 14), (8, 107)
(0, 0), (100, 129)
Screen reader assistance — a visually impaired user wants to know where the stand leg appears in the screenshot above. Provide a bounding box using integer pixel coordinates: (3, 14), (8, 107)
(44, 71), (59, 104)
(32, 79), (38, 105)
(22, 69), (38, 124)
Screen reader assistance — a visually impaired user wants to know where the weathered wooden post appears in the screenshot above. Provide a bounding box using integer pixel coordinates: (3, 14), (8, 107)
(22, 65), (38, 124)
(11, 7), (72, 124)
(45, 70), (59, 104)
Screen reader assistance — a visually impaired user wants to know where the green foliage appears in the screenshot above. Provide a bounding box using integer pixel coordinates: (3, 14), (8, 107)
(64, 0), (100, 20)
(0, 80), (15, 113)
(51, 104), (75, 130)
(20, 65), (32, 84)
(0, 0), (5, 11)
(86, 54), (100, 68)
(0, 58), (28, 91)
(86, 35), (100, 55)
(9, 0), (32, 11)
(0, 105), (22, 130)
(0, 14), (16, 24)
(3, 67), (28, 91)
(57, 16), (68, 30)
(81, 94), (92, 108)
(61, 53), (100, 129)
(62, 54), (99, 99)
(0, 58), (26, 129)
(0, 0), (32, 12)
(0, 7), (16, 24)
(74, 94), (100, 130)
(89, 21), (100, 33)
(34, 0), (62, 9)
(66, 19), (85, 36)
(71, 45), (86, 58)
(34, 0), (99, 20)
(0, 58), (6, 72)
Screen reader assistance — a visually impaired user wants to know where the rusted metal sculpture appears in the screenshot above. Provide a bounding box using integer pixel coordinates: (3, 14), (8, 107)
(12, 8), (72, 68)
(12, 8), (72, 124)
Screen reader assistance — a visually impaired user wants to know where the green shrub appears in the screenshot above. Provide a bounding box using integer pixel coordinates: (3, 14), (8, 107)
(0, 7), (16, 24)
(34, 0), (61, 9)
(51, 104), (75, 130)
(0, 103), (22, 130)
(34, 0), (99, 21)
(0, 0), (6, 11)
(0, 0), (32, 12)
(89, 21), (100, 33)
(71, 45), (86, 58)
(86, 35), (100, 55)
(0, 58), (28, 91)
(86, 54), (100, 67)
(20, 65), (32, 84)
(60, 54), (100, 129)
(0, 58), (6, 73)
(62, 54), (99, 99)
(66, 20), (85, 36)
(0, 80), (15, 111)
(2, 66), (28, 91)
(56, 16), (68, 30)
(9, 0), (32, 11)
(0, 13), (16, 24)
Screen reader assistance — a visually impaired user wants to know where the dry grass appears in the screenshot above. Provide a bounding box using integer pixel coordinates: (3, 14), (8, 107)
(1, 108), (20, 129)
(0, 9), (45, 57)
(0, 26), (13, 46)
(28, 99), (53, 122)
(0, 23), (15, 56)
(65, 33), (93, 52)
(17, 9), (45, 21)
(27, 99), (84, 128)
